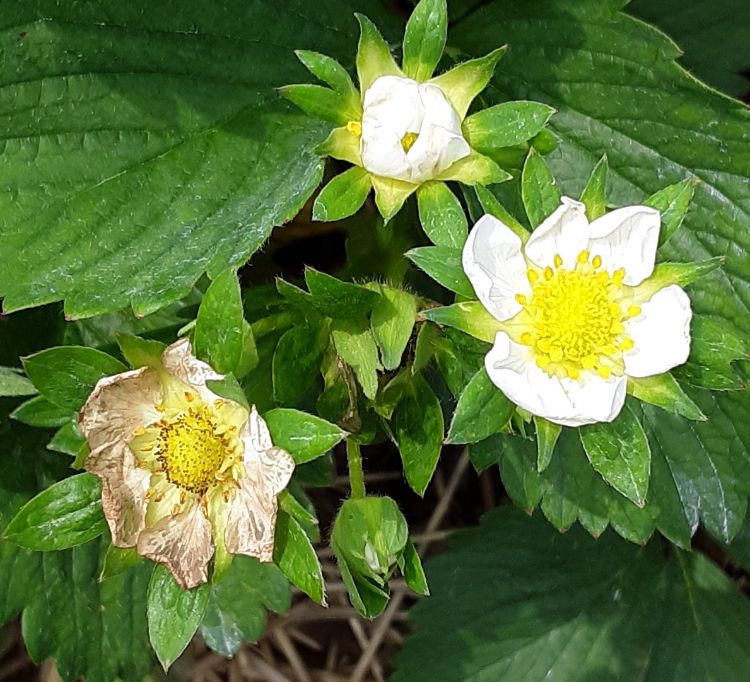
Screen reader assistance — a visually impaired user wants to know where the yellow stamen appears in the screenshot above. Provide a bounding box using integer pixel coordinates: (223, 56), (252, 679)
(592, 255), (602, 269)
(577, 250), (590, 264)
(133, 426), (145, 436)
(554, 254), (563, 268)
(527, 269), (539, 283)
(628, 305), (641, 318)
(346, 120), (362, 136)
(515, 293), (528, 305)
(184, 392), (194, 402)
(597, 365), (612, 379)
(400, 131), (419, 152)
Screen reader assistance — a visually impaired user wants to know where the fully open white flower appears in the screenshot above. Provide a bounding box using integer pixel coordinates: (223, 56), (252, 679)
(79, 339), (294, 588)
(360, 75), (470, 184)
(463, 197), (692, 427)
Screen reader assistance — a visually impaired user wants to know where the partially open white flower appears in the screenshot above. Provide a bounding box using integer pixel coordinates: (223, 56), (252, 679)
(79, 339), (294, 588)
(463, 197), (692, 427)
(360, 75), (470, 184)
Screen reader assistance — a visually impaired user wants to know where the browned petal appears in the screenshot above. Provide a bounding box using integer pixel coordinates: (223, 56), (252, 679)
(244, 405), (274, 455)
(224, 465), (279, 561)
(137, 503), (214, 589)
(79, 367), (162, 451)
(161, 338), (223, 404)
(86, 441), (150, 546)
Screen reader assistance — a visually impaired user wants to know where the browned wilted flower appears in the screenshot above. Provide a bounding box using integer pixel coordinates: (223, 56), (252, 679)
(79, 339), (294, 589)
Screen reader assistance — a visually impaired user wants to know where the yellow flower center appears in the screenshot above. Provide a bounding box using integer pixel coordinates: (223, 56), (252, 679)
(515, 250), (639, 380)
(154, 404), (232, 493)
(400, 131), (419, 152)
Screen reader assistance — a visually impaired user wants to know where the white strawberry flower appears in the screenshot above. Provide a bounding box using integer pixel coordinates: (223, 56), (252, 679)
(359, 75), (470, 184)
(462, 197), (692, 427)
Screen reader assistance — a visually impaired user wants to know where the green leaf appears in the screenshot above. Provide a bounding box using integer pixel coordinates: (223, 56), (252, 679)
(147, 566), (210, 671)
(521, 149), (560, 228)
(22, 537), (154, 682)
(116, 333), (166, 370)
(629, 0), (750, 97)
(393, 507), (750, 682)
(401, 539), (429, 596)
(355, 13), (402, 93)
(534, 416), (561, 472)
(0, 0), (376, 317)
(331, 318), (382, 400)
(206, 375), (250, 409)
(274, 509), (325, 605)
(11, 396), (73, 428)
(645, 179), (696, 246)
(462, 101), (555, 153)
(312, 167), (372, 222)
(580, 406), (651, 507)
(200, 556), (291, 657)
(629, 373), (705, 421)
(416, 181), (469, 248)
(422, 302), (503, 343)
(402, 0), (447, 82)
(451, 0), (750, 542)
(194, 269), (244, 375)
(579, 154), (608, 221)
(370, 285), (418, 371)
(100, 545), (142, 581)
(371, 175), (419, 223)
(305, 267), (381, 320)
(0, 367), (37, 397)
(295, 50), (358, 97)
(22, 346), (126, 411)
(406, 246), (474, 298)
(47, 419), (89, 461)
(264, 408), (345, 464)
(391, 373), (444, 496)
(430, 47), (507, 119)
(278, 83), (359, 126)
(4, 473), (106, 551)
(272, 324), (325, 406)
(475, 185), (529, 241)
(447, 368), (513, 444)
(436, 150), (511, 186)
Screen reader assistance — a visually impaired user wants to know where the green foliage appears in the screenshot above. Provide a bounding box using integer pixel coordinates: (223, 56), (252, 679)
(393, 507), (750, 681)
(462, 101), (555, 153)
(370, 285), (419, 371)
(446, 368), (513, 444)
(313, 167), (373, 222)
(521, 149), (561, 228)
(0, 367), (37, 397)
(264, 408), (345, 463)
(417, 182), (469, 248)
(402, 0), (448, 82)
(273, 509), (325, 604)
(406, 246), (474, 298)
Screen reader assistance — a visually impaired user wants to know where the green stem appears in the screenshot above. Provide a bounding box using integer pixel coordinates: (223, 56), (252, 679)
(346, 439), (366, 499)
(250, 312), (292, 339)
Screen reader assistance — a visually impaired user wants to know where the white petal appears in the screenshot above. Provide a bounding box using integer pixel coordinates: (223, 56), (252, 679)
(406, 124), (470, 183)
(624, 285), (692, 378)
(85, 441), (150, 546)
(419, 83), (463, 131)
(587, 205), (660, 285)
(362, 75), (424, 137)
(224, 468), (278, 561)
(485, 332), (627, 427)
(462, 214), (530, 322)
(243, 406), (273, 460)
(524, 196), (589, 269)
(137, 503), (214, 589)
(161, 338), (224, 404)
(79, 367), (161, 452)
(360, 123), (411, 180)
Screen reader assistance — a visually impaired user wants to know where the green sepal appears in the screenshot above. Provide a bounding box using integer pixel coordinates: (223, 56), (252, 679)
(416, 181), (468, 248)
(422, 302), (502, 343)
(475, 185), (529, 241)
(312, 167), (372, 222)
(274, 509), (326, 605)
(100, 545), (142, 581)
(534, 416), (561, 472)
(402, 0), (448, 82)
(305, 267), (380, 320)
(462, 101), (555, 153)
(430, 46), (507, 119)
(400, 538), (429, 596)
(628, 373), (705, 421)
(370, 284), (419, 371)
(206, 375), (249, 409)
(278, 83), (360, 126)
(406, 246), (474, 298)
(355, 13), (402, 94)
(317, 126), (362, 166)
(636, 258), (723, 300)
(580, 154), (608, 221)
(579, 405), (651, 508)
(436, 151), (511, 186)
(522, 148), (561, 228)
(294, 49), (358, 97)
(116, 333), (166, 369)
(332, 318), (382, 400)
(645, 178), (696, 245)
(371, 175), (418, 222)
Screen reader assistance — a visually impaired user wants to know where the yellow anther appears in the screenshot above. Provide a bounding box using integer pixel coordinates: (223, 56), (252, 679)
(154, 492), (165, 503)
(613, 268), (625, 284)
(515, 293), (528, 305)
(527, 269), (539, 283)
(597, 365), (612, 379)
(133, 426), (145, 437)
(577, 250), (590, 264)
(581, 354), (597, 369)
(549, 346), (564, 362)
(610, 321), (625, 334)
(400, 131), (419, 152)
(214, 399), (224, 408)
(628, 305), (641, 318)
(568, 366), (580, 380)
(346, 120), (362, 136)
(554, 253), (563, 268)
(184, 392), (194, 402)
(620, 338), (635, 351)
(544, 267), (554, 280)
(145, 487), (154, 500)
(155, 403), (166, 413)
(180, 490), (187, 504)
(171, 504), (181, 516)
(520, 332), (534, 345)
(592, 255), (602, 269)
(536, 355), (551, 369)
